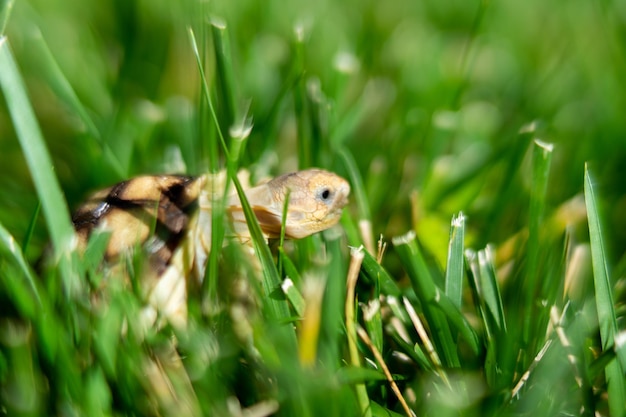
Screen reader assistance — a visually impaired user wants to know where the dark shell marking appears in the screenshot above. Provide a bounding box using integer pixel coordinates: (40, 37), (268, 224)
(72, 175), (201, 274)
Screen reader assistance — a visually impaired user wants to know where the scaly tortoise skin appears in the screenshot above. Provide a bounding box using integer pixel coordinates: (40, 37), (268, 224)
(72, 169), (351, 327)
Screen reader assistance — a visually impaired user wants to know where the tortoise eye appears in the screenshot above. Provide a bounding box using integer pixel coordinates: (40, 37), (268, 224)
(319, 187), (332, 201)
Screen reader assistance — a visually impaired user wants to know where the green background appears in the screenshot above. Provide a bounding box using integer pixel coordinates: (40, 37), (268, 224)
(2, 0), (626, 261)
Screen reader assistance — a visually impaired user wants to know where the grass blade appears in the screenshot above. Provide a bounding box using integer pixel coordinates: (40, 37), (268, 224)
(360, 248), (402, 297)
(393, 230), (480, 356)
(338, 147), (374, 252)
(188, 27), (228, 161)
(616, 331), (626, 373)
(392, 231), (460, 367)
(0, 37), (74, 251)
(21, 201), (40, 252)
(211, 18), (238, 130)
(0, 0), (14, 36)
(189, 27), (293, 330)
(282, 276), (305, 317)
(0, 37), (78, 293)
(0, 221), (40, 307)
(522, 139), (553, 343)
(345, 246), (372, 417)
(317, 229), (348, 370)
(356, 325), (413, 417)
(292, 25), (312, 169)
(445, 212), (465, 309)
(297, 274), (325, 365)
(584, 164), (626, 417)
(189, 26), (226, 308)
(306, 78), (327, 167)
(478, 246), (506, 333)
(465, 249), (490, 336)
(362, 298), (384, 359)
(230, 169), (293, 324)
(466, 245), (509, 386)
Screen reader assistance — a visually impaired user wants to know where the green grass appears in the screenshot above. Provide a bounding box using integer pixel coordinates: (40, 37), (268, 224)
(1, 0), (626, 416)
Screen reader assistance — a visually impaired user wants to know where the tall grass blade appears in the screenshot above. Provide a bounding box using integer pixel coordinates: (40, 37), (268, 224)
(292, 24), (312, 169)
(297, 274), (326, 365)
(282, 276), (305, 317)
(277, 189), (292, 277)
(392, 231), (460, 367)
(21, 201), (40, 252)
(0, 37), (74, 253)
(211, 18), (238, 130)
(190, 27), (293, 328)
(465, 246), (506, 386)
(193, 21), (219, 172)
(338, 147), (371, 222)
(0, 221), (40, 306)
(616, 331), (626, 372)
(317, 229), (347, 370)
(360, 249), (402, 297)
(478, 246), (506, 332)
(188, 27), (228, 161)
(306, 78), (326, 166)
(584, 164), (626, 417)
(362, 298), (384, 358)
(345, 246), (372, 417)
(465, 249), (490, 337)
(522, 139), (553, 342)
(202, 177), (226, 310)
(445, 212), (465, 309)
(0, 0), (14, 35)
(0, 37), (79, 293)
(189, 27), (225, 307)
(230, 167), (293, 323)
(338, 147), (374, 251)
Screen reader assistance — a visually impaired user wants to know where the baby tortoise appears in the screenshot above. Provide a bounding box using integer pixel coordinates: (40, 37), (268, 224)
(72, 169), (351, 327)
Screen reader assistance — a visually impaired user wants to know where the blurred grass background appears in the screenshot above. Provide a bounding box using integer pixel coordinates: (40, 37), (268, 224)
(2, 0), (626, 260)
(1, 0), (626, 416)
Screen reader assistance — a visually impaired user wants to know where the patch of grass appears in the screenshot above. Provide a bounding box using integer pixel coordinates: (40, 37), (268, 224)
(1, 0), (625, 416)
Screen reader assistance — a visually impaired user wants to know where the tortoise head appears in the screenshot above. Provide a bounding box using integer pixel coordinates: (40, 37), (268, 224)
(230, 169), (351, 239)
